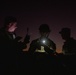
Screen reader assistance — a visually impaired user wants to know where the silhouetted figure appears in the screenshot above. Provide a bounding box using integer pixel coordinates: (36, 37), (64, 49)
(59, 27), (76, 74)
(28, 24), (56, 55)
(28, 24), (58, 74)
(59, 28), (76, 55)
(0, 16), (30, 74)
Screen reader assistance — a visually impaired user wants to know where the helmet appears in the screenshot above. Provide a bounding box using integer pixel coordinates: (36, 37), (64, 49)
(4, 16), (17, 27)
(39, 24), (51, 32)
(59, 28), (71, 34)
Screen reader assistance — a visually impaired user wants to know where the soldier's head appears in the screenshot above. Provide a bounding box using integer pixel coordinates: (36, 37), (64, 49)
(39, 24), (51, 37)
(4, 16), (17, 32)
(59, 28), (71, 40)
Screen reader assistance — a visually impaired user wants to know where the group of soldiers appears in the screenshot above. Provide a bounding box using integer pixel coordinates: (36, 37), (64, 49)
(0, 16), (76, 75)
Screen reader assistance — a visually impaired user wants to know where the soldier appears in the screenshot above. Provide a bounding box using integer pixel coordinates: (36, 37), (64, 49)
(59, 27), (76, 73)
(28, 24), (57, 74)
(59, 28), (76, 55)
(28, 24), (56, 55)
(0, 16), (30, 74)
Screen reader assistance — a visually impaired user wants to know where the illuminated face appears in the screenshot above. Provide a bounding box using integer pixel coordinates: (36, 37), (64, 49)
(8, 22), (17, 32)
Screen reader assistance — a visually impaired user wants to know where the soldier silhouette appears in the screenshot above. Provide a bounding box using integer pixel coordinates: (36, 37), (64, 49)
(27, 24), (63, 75)
(0, 16), (30, 74)
(28, 24), (56, 55)
(59, 28), (76, 55)
(59, 27), (76, 74)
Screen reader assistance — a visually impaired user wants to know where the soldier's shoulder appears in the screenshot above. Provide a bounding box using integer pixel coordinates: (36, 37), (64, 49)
(48, 38), (55, 43)
(71, 38), (76, 43)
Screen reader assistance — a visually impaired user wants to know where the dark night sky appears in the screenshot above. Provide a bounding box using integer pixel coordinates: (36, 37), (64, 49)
(0, 0), (76, 53)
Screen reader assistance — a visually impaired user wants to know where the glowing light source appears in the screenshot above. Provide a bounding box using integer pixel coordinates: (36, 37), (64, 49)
(42, 40), (46, 44)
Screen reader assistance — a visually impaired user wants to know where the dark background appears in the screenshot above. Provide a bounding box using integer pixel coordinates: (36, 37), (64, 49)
(0, 0), (76, 53)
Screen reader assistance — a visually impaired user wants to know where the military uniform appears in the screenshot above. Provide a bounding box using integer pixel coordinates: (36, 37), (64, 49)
(62, 38), (76, 55)
(28, 38), (56, 55)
